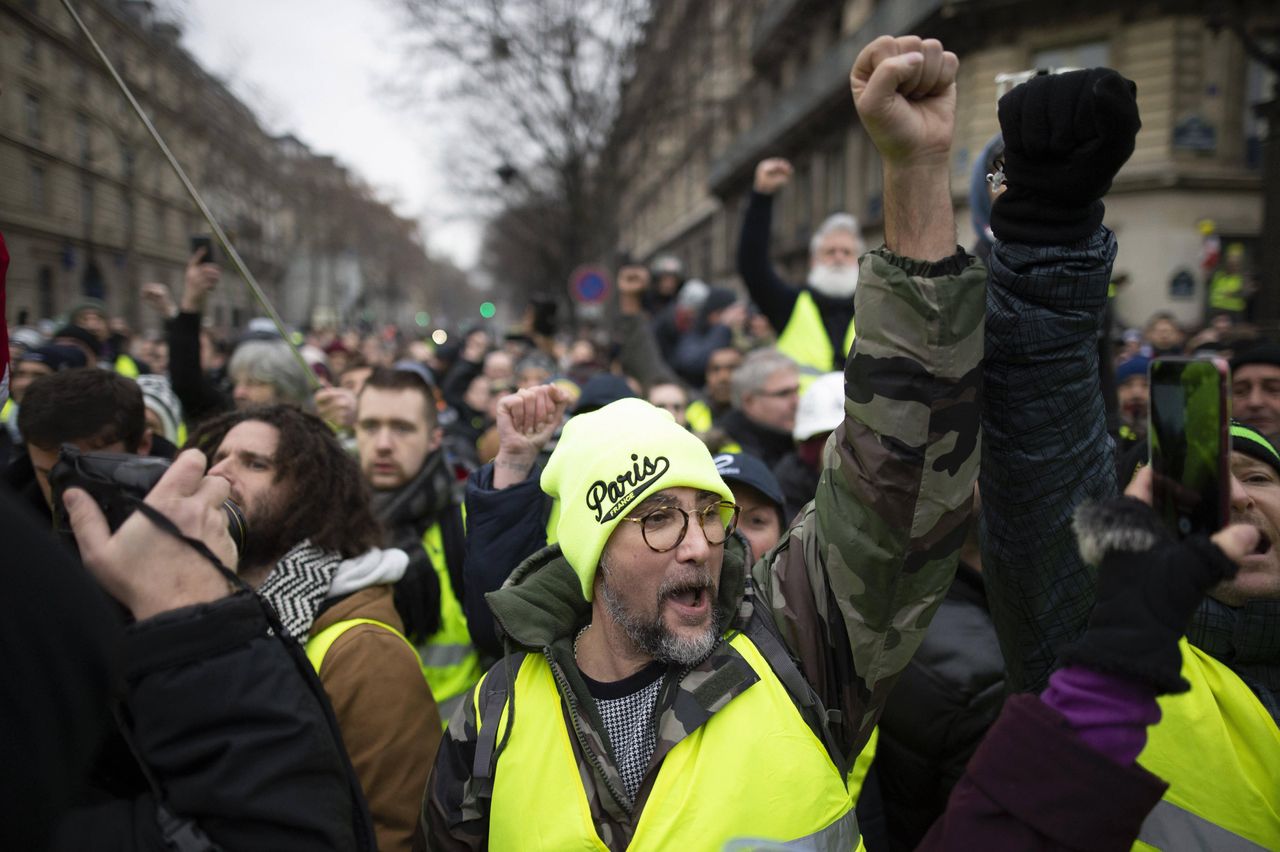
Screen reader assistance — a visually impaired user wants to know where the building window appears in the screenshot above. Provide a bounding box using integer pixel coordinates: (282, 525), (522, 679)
(1032, 40), (1110, 71)
(75, 113), (91, 164)
(24, 93), (42, 140)
(1244, 48), (1276, 170)
(38, 267), (55, 320)
(825, 141), (846, 215)
(80, 179), (95, 228)
(121, 144), (135, 182)
(23, 32), (39, 64)
(29, 164), (46, 211)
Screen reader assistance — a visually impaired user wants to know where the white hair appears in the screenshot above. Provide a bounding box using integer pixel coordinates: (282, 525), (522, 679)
(809, 212), (863, 258)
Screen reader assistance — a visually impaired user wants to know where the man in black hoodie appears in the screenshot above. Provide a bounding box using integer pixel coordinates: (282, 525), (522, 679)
(354, 366), (475, 720)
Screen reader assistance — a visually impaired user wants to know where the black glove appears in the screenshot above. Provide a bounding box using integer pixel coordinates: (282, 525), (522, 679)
(990, 68), (1141, 245)
(1064, 497), (1238, 694)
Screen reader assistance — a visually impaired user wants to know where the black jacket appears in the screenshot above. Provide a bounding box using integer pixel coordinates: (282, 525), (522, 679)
(166, 311), (232, 424)
(371, 451), (467, 644)
(459, 461), (552, 658)
(0, 488), (371, 851)
(719, 407), (795, 470)
(875, 563), (1006, 851)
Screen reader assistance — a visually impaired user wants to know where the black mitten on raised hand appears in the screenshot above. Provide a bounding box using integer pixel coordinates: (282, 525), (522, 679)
(991, 68), (1141, 245)
(1064, 497), (1238, 694)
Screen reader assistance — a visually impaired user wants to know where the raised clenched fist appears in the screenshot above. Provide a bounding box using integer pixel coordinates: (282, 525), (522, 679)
(850, 35), (959, 169)
(753, 158), (793, 195)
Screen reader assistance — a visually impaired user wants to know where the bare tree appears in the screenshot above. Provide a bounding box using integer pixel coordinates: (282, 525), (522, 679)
(386, 0), (650, 312)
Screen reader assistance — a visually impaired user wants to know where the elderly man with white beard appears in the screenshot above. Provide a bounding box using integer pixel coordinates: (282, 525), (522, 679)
(737, 157), (864, 388)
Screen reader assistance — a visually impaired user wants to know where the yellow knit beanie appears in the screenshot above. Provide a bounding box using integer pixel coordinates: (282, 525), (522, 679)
(541, 398), (734, 601)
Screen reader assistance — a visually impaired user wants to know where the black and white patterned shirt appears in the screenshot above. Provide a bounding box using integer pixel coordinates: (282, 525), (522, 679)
(581, 661), (666, 803)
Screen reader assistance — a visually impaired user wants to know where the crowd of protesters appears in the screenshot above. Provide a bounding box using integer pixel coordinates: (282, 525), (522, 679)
(1, 33), (1277, 852)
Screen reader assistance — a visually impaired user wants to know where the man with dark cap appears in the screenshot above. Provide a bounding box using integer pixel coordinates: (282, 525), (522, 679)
(52, 323), (103, 368)
(710, 451), (786, 562)
(1231, 342), (1280, 443)
(0, 345), (89, 467)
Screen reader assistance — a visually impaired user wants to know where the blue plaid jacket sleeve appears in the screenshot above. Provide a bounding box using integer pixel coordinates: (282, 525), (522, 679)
(979, 227), (1120, 693)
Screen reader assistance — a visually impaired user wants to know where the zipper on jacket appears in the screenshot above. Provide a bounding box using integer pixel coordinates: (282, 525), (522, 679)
(543, 647), (634, 818)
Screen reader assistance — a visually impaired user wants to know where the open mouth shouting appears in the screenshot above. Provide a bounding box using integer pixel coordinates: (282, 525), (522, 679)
(661, 580), (713, 623)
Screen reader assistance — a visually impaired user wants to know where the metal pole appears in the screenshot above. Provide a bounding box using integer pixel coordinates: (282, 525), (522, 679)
(60, 0), (320, 389)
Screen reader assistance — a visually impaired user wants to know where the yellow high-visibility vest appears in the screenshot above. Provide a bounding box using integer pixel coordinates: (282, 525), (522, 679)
(1209, 272), (1246, 313)
(686, 399), (713, 434)
(776, 291), (856, 388)
(305, 616), (420, 672)
(483, 632), (865, 851)
(1133, 639), (1280, 851)
(419, 522), (484, 725)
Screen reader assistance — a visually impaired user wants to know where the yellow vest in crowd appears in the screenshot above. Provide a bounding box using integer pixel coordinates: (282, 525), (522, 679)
(686, 399), (713, 434)
(1133, 640), (1280, 851)
(305, 617), (419, 673)
(775, 291), (856, 390)
(1208, 272), (1246, 314)
(419, 522), (485, 725)
(483, 632), (865, 852)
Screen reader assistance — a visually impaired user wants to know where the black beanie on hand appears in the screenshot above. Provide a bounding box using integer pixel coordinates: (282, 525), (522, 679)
(990, 68), (1142, 245)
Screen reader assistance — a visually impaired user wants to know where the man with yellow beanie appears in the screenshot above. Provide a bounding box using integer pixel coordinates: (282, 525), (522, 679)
(421, 34), (983, 851)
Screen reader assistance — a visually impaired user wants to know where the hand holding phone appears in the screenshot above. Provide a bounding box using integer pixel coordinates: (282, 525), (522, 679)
(190, 235), (217, 266)
(1148, 357), (1230, 538)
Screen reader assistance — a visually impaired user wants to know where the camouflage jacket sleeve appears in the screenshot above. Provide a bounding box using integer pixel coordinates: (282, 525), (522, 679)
(979, 229), (1118, 694)
(753, 246), (985, 766)
(417, 691), (486, 852)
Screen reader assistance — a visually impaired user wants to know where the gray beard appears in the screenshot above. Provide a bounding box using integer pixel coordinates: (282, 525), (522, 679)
(808, 263), (859, 299)
(599, 562), (721, 668)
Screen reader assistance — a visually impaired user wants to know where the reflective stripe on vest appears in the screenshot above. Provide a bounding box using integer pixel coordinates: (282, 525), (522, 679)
(1133, 640), (1280, 851)
(485, 633), (861, 852)
(1209, 272), (1246, 313)
(305, 617), (419, 673)
(419, 522), (484, 723)
(687, 399), (713, 434)
(775, 291), (856, 382)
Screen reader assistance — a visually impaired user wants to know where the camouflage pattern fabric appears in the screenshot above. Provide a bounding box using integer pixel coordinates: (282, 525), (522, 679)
(418, 246), (986, 851)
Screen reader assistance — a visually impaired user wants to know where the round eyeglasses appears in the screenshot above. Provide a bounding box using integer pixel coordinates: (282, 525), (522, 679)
(620, 501), (740, 552)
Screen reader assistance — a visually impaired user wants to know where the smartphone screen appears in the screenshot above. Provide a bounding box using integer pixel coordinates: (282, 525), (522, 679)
(1149, 358), (1230, 538)
(190, 235), (216, 265)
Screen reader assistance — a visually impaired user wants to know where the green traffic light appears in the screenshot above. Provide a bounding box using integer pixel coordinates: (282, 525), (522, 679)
(480, 301), (496, 319)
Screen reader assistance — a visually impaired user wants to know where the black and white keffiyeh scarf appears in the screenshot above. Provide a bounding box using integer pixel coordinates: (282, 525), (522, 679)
(256, 539), (343, 640)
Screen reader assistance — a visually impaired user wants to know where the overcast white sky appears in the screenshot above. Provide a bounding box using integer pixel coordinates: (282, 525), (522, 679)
(175, 0), (481, 269)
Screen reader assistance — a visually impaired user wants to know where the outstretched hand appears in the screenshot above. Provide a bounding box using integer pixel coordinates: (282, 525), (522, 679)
(851, 36), (958, 169)
(493, 383), (572, 489)
(65, 449), (237, 621)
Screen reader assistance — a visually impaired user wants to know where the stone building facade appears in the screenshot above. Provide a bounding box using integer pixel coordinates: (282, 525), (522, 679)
(615, 0), (1276, 330)
(0, 0), (433, 332)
